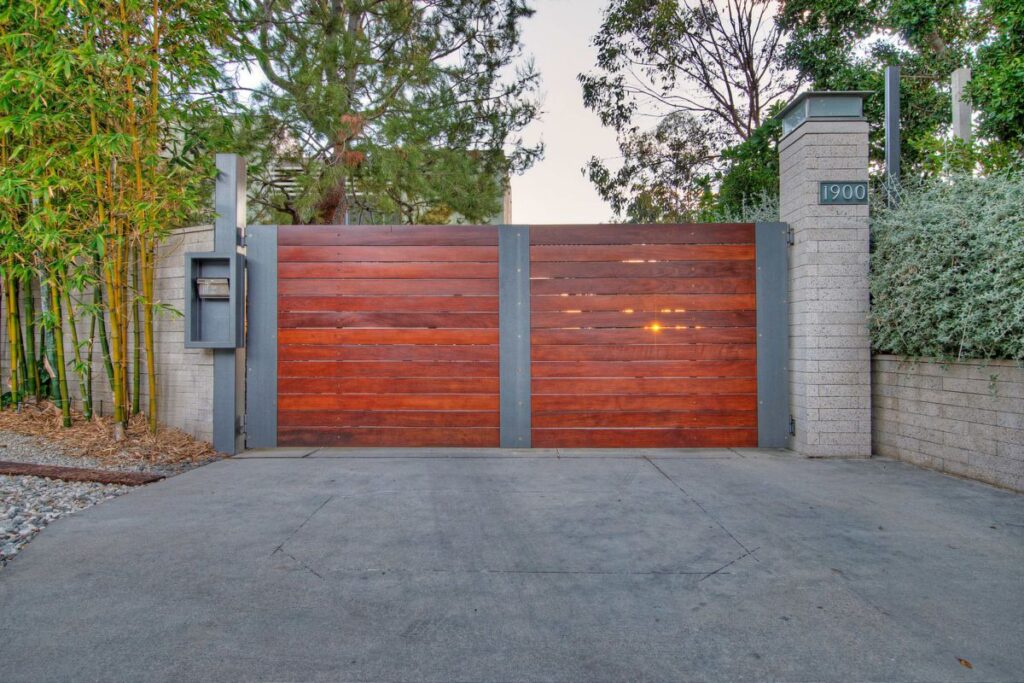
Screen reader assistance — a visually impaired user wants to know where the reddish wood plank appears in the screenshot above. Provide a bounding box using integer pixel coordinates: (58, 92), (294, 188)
(533, 394), (756, 412)
(280, 279), (497, 296)
(529, 224), (754, 246)
(530, 244), (755, 262)
(279, 360), (499, 378)
(531, 344), (756, 361)
(531, 428), (758, 448)
(279, 311), (498, 330)
(532, 411), (756, 428)
(279, 410), (499, 428)
(532, 377), (756, 395)
(531, 360), (755, 378)
(280, 393), (500, 411)
(279, 427), (499, 447)
(279, 261), (497, 279)
(531, 293), (756, 312)
(280, 245), (497, 262)
(280, 377), (500, 395)
(279, 344), (500, 362)
(531, 310), (754, 329)
(279, 296), (498, 313)
(279, 328), (498, 345)
(279, 225), (498, 246)
(530, 277), (754, 295)
(531, 328), (756, 346)
(531, 260), (753, 279)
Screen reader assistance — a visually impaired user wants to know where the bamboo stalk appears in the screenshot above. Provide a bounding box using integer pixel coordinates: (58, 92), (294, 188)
(48, 276), (71, 428)
(63, 286), (92, 420)
(21, 275), (38, 398)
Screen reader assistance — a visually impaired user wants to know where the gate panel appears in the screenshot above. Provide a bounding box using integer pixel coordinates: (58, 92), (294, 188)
(277, 225), (500, 447)
(530, 224), (759, 448)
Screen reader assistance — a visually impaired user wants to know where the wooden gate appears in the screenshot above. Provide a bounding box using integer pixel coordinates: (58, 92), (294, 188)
(276, 225), (501, 447)
(247, 222), (787, 449)
(529, 224), (757, 448)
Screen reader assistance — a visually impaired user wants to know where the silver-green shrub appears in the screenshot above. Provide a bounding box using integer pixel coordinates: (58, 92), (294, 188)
(870, 173), (1024, 360)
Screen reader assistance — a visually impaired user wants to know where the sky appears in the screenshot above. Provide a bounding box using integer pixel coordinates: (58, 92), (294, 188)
(508, 0), (620, 224)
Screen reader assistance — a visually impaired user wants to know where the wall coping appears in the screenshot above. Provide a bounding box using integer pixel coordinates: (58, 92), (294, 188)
(872, 354), (1023, 370)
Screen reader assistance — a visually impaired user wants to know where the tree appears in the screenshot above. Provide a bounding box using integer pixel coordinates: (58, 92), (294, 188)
(242, 0), (542, 225)
(970, 0), (1024, 149)
(580, 0), (797, 222)
(778, 0), (977, 173)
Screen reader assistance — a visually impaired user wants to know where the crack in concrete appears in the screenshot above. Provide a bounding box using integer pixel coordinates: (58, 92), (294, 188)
(643, 457), (758, 560)
(699, 546), (760, 582)
(271, 494), (334, 556)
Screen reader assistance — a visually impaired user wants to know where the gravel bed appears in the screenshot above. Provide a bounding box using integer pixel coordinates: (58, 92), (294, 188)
(1, 474), (131, 567)
(0, 429), (217, 569)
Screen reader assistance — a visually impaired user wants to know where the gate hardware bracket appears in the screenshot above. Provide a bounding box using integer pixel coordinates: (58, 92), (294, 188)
(786, 226), (795, 246)
(788, 415), (797, 436)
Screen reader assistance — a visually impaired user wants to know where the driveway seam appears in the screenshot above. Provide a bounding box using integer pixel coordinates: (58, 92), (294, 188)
(643, 456), (757, 559)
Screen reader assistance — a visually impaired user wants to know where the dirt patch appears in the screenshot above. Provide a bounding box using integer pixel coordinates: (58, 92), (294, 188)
(0, 401), (221, 471)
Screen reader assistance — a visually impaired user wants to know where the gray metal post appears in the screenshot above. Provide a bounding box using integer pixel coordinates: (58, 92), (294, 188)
(885, 65), (901, 183)
(244, 226), (278, 448)
(755, 223), (790, 448)
(498, 225), (531, 447)
(952, 67), (972, 142)
(213, 154), (246, 454)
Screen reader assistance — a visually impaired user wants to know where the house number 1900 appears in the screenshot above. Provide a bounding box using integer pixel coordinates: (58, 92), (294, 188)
(819, 181), (868, 205)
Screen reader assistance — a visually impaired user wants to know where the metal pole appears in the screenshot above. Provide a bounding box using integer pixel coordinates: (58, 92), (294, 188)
(212, 153), (246, 454)
(885, 65), (901, 185)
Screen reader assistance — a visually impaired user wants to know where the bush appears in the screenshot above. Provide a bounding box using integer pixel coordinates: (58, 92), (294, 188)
(870, 173), (1024, 361)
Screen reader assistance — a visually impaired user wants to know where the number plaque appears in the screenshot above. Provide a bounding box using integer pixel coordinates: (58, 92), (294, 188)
(818, 181), (868, 205)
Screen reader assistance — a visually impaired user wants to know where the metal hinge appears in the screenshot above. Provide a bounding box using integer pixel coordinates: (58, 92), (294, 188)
(788, 415), (796, 436)
(786, 226), (795, 246)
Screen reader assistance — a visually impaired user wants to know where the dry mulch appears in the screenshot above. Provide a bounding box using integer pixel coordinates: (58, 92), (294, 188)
(0, 401), (221, 471)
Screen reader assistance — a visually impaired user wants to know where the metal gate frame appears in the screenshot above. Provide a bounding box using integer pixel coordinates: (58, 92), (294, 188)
(240, 222), (788, 451)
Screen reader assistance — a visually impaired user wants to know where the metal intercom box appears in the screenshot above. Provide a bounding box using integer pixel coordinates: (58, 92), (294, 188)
(184, 252), (244, 348)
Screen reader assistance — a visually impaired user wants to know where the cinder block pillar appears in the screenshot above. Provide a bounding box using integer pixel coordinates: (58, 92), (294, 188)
(778, 92), (872, 457)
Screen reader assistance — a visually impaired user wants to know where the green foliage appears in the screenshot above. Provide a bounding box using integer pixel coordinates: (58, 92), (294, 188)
(241, 0), (541, 224)
(970, 0), (1024, 147)
(870, 173), (1024, 360)
(712, 111), (783, 220)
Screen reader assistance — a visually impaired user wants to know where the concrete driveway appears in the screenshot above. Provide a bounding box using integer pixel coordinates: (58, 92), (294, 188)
(1, 448), (1022, 682)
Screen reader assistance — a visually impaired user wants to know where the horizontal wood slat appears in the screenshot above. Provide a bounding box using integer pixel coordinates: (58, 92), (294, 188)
(279, 329), (498, 345)
(278, 224), (501, 447)
(532, 429), (758, 448)
(530, 244), (754, 262)
(279, 411), (498, 428)
(280, 344), (500, 362)
(280, 245), (497, 262)
(532, 378), (756, 395)
(531, 360), (755, 378)
(278, 311), (498, 329)
(531, 293), (756, 312)
(279, 296), (498, 313)
(280, 361), (499, 378)
(531, 328), (756, 346)
(529, 224), (754, 245)
(531, 344), (756, 361)
(279, 427), (499, 447)
(530, 277), (754, 295)
(280, 377), (500, 395)
(532, 260), (753, 279)
(279, 261), (497, 279)
(280, 278), (497, 296)
(531, 310), (754, 329)
(279, 225), (498, 246)
(281, 394), (499, 411)
(532, 411), (756, 428)
(533, 394), (756, 412)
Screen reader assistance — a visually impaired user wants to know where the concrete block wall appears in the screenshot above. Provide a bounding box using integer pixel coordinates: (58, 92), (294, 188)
(873, 355), (1024, 491)
(0, 225), (214, 443)
(779, 119), (872, 457)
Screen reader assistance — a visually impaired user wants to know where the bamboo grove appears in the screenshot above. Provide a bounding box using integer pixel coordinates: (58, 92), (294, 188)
(0, 0), (238, 434)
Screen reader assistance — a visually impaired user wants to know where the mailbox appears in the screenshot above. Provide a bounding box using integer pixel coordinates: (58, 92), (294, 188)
(184, 252), (244, 348)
